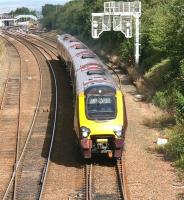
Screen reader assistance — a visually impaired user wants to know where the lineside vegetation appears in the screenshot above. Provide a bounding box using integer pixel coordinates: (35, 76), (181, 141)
(41, 0), (184, 169)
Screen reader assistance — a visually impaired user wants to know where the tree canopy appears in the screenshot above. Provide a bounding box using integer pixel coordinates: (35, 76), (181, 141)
(9, 7), (36, 16)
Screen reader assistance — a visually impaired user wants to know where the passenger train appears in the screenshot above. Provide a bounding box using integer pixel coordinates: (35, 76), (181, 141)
(57, 34), (127, 159)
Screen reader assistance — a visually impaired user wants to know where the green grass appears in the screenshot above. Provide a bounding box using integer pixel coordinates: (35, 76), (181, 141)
(141, 58), (184, 170)
(144, 59), (170, 79)
(144, 59), (172, 90)
(165, 123), (184, 170)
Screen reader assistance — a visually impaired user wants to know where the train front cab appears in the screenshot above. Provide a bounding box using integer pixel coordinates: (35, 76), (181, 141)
(74, 85), (127, 159)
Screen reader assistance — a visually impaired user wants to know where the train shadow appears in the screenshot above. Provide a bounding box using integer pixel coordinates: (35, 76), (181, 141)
(41, 59), (83, 168)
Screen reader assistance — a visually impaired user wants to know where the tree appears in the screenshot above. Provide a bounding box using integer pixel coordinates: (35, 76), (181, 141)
(9, 7), (36, 16)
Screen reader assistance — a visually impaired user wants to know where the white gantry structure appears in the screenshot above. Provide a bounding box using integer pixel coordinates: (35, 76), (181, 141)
(91, 1), (141, 65)
(0, 14), (38, 28)
(0, 15), (15, 27)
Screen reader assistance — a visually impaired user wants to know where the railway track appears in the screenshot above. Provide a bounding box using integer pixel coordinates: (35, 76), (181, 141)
(1, 31), (131, 200)
(34, 31), (57, 43)
(2, 32), (45, 200)
(36, 34), (57, 46)
(19, 31), (131, 200)
(85, 163), (92, 200)
(1, 32), (58, 200)
(0, 35), (22, 200)
(8, 31), (58, 60)
(85, 158), (128, 200)
(12, 30), (57, 50)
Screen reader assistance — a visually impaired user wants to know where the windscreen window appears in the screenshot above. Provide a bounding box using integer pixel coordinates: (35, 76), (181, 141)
(86, 95), (116, 120)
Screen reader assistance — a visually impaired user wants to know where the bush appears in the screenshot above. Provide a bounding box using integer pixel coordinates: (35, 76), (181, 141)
(152, 89), (184, 114)
(165, 123), (184, 169)
(175, 155), (184, 170)
(120, 39), (134, 63)
(152, 91), (170, 110)
(175, 91), (184, 123)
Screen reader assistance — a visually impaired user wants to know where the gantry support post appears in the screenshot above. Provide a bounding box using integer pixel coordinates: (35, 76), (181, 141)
(135, 15), (140, 65)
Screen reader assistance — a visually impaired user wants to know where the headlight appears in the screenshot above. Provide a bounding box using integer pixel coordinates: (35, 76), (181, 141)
(113, 126), (123, 137)
(80, 126), (91, 138)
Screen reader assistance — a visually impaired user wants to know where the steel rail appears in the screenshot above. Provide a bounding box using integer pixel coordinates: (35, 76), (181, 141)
(86, 164), (89, 200)
(10, 31), (57, 50)
(34, 32), (129, 200)
(2, 31), (28, 200)
(116, 157), (132, 200)
(116, 159), (126, 200)
(30, 34), (57, 49)
(8, 31), (58, 60)
(37, 45), (58, 200)
(85, 163), (92, 200)
(28, 32), (131, 200)
(0, 34), (22, 200)
(24, 34), (58, 57)
(23, 35), (59, 200)
(7, 31), (130, 200)
(31, 32), (128, 200)
(34, 32), (57, 43)
(121, 154), (131, 200)
(85, 160), (127, 200)
(12, 35), (22, 200)
(2, 33), (43, 200)
(6, 31), (59, 200)
(89, 164), (92, 200)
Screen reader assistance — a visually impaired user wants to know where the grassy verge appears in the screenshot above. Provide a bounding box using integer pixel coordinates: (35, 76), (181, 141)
(136, 58), (184, 170)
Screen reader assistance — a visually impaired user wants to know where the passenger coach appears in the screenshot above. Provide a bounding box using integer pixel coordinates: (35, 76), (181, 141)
(57, 34), (127, 159)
